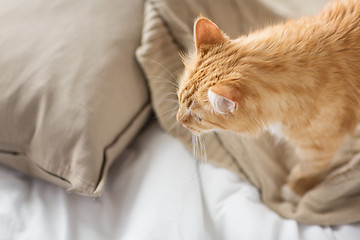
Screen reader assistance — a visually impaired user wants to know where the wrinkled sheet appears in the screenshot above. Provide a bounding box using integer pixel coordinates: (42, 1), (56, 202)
(1, 121), (360, 240)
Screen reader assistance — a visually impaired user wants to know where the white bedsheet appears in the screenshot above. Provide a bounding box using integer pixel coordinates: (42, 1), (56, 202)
(1, 121), (360, 240)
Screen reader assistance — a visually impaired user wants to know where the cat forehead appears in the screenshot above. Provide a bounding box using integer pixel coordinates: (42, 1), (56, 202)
(180, 61), (219, 90)
(182, 41), (231, 73)
(178, 86), (198, 105)
(178, 83), (210, 107)
(189, 52), (238, 81)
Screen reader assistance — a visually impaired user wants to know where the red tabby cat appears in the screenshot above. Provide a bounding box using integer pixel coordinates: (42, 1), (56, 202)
(176, 0), (360, 202)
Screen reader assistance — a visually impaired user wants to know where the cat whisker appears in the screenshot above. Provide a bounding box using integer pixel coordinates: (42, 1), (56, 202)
(150, 78), (179, 90)
(199, 135), (207, 162)
(148, 76), (177, 83)
(192, 135), (197, 157)
(155, 106), (179, 119)
(191, 135), (207, 174)
(165, 99), (180, 104)
(167, 119), (181, 134)
(150, 82), (179, 92)
(196, 135), (200, 158)
(162, 105), (179, 114)
(156, 90), (178, 99)
(154, 102), (179, 115)
(164, 112), (178, 124)
(196, 135), (207, 164)
(153, 86), (178, 96)
(192, 135), (203, 178)
(191, 134), (207, 160)
(148, 59), (178, 82)
(156, 94), (179, 109)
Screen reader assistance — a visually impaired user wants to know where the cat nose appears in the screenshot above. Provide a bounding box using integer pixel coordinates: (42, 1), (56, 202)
(176, 111), (186, 125)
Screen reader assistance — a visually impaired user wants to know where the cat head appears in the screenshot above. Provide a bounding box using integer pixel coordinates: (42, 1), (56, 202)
(176, 17), (265, 135)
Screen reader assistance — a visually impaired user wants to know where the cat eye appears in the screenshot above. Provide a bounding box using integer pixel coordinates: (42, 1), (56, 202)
(190, 112), (202, 122)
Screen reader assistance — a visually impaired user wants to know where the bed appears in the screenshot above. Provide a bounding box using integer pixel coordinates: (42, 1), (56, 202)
(1, 0), (360, 239)
(1, 120), (359, 239)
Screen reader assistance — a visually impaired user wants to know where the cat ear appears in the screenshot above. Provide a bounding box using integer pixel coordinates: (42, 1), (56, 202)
(194, 17), (226, 49)
(208, 86), (237, 114)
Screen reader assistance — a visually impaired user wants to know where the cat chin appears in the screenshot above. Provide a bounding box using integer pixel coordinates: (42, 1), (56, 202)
(180, 125), (201, 135)
(281, 185), (301, 204)
(187, 128), (202, 136)
(191, 128), (217, 136)
(191, 131), (201, 136)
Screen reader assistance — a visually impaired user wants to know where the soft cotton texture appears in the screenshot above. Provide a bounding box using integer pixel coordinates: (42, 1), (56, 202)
(0, 0), (150, 196)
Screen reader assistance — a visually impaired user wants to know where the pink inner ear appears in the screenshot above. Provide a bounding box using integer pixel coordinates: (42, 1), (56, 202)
(210, 85), (237, 102)
(195, 18), (225, 49)
(208, 86), (238, 114)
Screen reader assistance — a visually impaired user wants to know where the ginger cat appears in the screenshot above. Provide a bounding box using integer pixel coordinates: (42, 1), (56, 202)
(176, 0), (360, 202)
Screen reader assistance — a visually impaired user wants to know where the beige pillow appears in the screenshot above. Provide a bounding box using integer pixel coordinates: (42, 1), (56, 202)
(0, 0), (151, 196)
